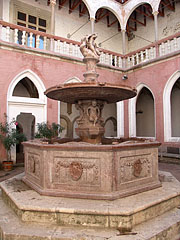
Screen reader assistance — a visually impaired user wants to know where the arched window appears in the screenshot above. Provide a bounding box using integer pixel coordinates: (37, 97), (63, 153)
(12, 77), (39, 98)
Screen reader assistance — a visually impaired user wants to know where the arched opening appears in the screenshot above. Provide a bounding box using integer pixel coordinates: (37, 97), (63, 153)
(60, 115), (73, 138)
(104, 117), (117, 137)
(103, 103), (117, 138)
(16, 113), (35, 163)
(171, 77), (180, 137)
(13, 77), (39, 98)
(158, 0), (180, 39)
(7, 70), (47, 163)
(136, 87), (155, 137)
(95, 7), (122, 53)
(126, 3), (153, 48)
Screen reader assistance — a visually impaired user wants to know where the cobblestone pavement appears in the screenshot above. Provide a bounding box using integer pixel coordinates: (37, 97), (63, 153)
(159, 161), (180, 181)
(0, 159), (180, 182)
(0, 166), (24, 182)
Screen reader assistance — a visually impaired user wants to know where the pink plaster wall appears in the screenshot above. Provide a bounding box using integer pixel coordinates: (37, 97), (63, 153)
(127, 56), (180, 144)
(0, 47), (180, 160)
(0, 48), (127, 124)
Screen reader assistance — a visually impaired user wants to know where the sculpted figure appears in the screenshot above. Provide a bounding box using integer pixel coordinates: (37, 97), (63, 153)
(75, 100), (84, 122)
(87, 100), (100, 126)
(80, 33), (101, 59)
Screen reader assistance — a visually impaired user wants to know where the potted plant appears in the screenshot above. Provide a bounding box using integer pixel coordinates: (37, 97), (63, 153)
(0, 115), (26, 171)
(35, 122), (64, 144)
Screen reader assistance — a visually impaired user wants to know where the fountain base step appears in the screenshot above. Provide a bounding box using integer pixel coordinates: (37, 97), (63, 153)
(1, 171), (180, 234)
(0, 173), (180, 239)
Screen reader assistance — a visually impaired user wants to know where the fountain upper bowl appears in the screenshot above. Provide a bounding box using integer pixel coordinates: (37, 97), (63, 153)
(44, 82), (137, 104)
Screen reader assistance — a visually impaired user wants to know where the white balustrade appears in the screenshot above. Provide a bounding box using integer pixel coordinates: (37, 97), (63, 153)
(22, 31), (26, 45)
(140, 50), (144, 62)
(150, 47), (154, 59)
(6, 26), (10, 42)
(177, 37), (180, 50)
(0, 21), (180, 70)
(69, 43), (73, 56)
(136, 52), (139, 65)
(114, 56), (117, 67)
(145, 49), (149, 61)
(14, 29), (18, 44)
(44, 36), (47, 50)
(29, 32), (33, 47)
(110, 54), (113, 66)
(36, 35), (40, 48)
(132, 55), (135, 66)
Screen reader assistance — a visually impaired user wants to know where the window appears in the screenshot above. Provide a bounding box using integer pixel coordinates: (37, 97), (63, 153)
(11, 1), (50, 49)
(17, 11), (47, 48)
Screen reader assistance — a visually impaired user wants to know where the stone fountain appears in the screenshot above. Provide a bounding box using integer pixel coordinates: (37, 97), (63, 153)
(22, 34), (161, 200)
(1, 34), (180, 239)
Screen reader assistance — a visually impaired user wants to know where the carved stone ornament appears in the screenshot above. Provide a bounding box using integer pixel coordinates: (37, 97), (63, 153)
(133, 159), (142, 177)
(87, 100), (101, 126)
(80, 33), (101, 60)
(69, 162), (83, 181)
(28, 154), (40, 178)
(50, 0), (56, 5)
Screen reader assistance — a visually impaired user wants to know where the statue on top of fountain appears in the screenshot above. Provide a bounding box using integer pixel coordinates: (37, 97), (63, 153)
(80, 33), (101, 60)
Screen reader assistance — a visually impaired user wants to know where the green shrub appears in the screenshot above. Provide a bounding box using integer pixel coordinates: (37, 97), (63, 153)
(35, 122), (64, 143)
(0, 115), (27, 161)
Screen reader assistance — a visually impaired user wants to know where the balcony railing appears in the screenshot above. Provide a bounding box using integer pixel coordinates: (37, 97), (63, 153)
(0, 20), (180, 70)
(125, 32), (180, 67)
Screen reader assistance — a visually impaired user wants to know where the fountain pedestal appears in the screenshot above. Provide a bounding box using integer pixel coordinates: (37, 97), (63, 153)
(75, 100), (105, 144)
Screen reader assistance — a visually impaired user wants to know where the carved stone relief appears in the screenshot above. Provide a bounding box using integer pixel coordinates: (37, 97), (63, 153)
(119, 154), (151, 184)
(133, 159), (143, 177)
(53, 157), (100, 186)
(69, 162), (83, 181)
(27, 153), (40, 179)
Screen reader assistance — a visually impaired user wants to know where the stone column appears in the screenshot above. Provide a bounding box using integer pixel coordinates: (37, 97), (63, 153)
(0, 0), (3, 20)
(153, 11), (159, 42)
(121, 29), (126, 68)
(116, 101), (124, 138)
(90, 18), (95, 34)
(153, 11), (159, 57)
(0, 0), (3, 40)
(121, 29), (126, 54)
(50, 0), (56, 34)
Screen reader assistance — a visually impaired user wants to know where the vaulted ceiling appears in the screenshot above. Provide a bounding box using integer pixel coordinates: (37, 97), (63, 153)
(46, 0), (177, 36)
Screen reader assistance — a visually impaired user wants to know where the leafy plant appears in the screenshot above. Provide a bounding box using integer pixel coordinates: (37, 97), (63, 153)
(0, 115), (27, 161)
(35, 122), (64, 143)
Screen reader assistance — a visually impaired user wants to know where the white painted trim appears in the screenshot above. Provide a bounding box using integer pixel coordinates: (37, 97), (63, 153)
(116, 101), (124, 138)
(129, 96), (136, 137)
(163, 70), (180, 142)
(7, 69), (47, 122)
(7, 69), (46, 102)
(58, 101), (60, 125)
(129, 83), (156, 138)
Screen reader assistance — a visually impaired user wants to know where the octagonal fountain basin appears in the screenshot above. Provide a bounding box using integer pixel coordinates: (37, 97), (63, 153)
(23, 138), (161, 200)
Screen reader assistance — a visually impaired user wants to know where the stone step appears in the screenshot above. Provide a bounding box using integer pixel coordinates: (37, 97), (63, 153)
(1, 172), (180, 231)
(0, 192), (180, 240)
